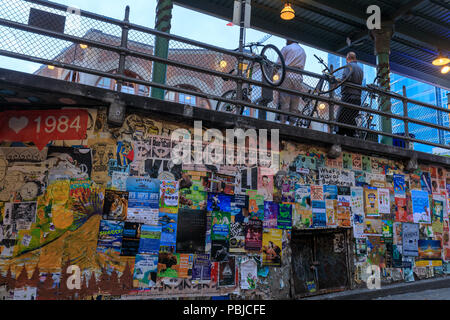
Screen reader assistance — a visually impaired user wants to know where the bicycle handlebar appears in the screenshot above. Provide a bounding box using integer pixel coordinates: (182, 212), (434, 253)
(314, 54), (324, 64)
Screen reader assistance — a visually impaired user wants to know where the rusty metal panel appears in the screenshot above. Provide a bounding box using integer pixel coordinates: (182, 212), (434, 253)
(315, 231), (349, 291)
(291, 234), (315, 296)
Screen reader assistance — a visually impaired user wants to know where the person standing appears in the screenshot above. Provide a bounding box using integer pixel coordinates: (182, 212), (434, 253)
(337, 52), (364, 137)
(278, 40), (307, 124)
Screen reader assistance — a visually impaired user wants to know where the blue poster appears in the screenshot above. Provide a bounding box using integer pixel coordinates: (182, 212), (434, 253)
(263, 201), (278, 228)
(138, 225), (162, 254)
(207, 193), (232, 212)
(127, 178), (160, 224)
(411, 190), (431, 223)
(420, 172), (432, 194)
(96, 220), (124, 254)
(158, 212), (177, 252)
(126, 177), (160, 192)
(393, 174), (406, 194)
(323, 185), (338, 200)
(312, 200), (326, 227)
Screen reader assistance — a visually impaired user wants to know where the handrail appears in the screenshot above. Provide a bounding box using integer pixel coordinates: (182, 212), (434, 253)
(0, 0), (449, 151)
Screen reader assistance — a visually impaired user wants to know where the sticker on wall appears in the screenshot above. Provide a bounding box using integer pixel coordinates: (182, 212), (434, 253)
(0, 109), (89, 150)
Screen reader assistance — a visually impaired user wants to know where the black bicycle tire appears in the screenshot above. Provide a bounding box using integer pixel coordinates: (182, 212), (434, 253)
(260, 44), (286, 86)
(215, 90), (238, 113)
(319, 64), (353, 95)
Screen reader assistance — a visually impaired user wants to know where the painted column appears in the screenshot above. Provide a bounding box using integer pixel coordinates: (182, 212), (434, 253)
(151, 0), (173, 100)
(372, 26), (393, 146)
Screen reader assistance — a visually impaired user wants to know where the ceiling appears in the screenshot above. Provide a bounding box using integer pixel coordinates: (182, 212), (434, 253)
(173, 0), (450, 90)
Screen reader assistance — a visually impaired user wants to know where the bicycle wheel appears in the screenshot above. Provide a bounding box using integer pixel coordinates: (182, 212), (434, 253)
(260, 44), (285, 86)
(319, 64), (352, 95)
(216, 90), (238, 114)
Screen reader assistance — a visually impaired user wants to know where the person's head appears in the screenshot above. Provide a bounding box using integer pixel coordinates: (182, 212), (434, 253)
(262, 175), (269, 186)
(346, 52), (357, 63)
(286, 39), (296, 46)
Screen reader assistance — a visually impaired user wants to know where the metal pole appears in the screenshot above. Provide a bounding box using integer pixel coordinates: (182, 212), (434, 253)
(236, 0), (245, 114)
(328, 63), (335, 133)
(151, 0), (173, 100)
(435, 87), (444, 145)
(116, 6), (130, 93)
(402, 85), (410, 149)
(372, 26), (393, 146)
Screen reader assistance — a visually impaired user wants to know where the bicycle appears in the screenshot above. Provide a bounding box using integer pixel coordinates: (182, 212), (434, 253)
(215, 41), (286, 115)
(294, 54), (352, 128)
(354, 75), (383, 141)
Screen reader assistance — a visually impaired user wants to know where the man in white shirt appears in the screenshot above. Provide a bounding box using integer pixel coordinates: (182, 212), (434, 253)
(278, 40), (307, 124)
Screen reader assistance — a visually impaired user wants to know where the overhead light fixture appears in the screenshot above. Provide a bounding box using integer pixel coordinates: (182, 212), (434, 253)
(273, 74), (280, 82)
(79, 44), (88, 49)
(319, 103), (326, 110)
(47, 65), (55, 70)
(432, 51), (450, 66)
(280, 3), (295, 20)
(441, 65), (450, 74)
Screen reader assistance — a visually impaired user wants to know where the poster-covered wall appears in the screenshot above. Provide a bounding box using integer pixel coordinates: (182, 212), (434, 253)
(0, 107), (449, 300)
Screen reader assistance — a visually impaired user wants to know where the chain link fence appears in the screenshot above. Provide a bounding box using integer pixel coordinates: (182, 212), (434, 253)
(0, 0), (449, 151)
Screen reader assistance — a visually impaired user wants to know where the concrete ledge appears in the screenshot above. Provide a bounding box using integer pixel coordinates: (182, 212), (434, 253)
(304, 276), (450, 300)
(1, 68), (450, 168)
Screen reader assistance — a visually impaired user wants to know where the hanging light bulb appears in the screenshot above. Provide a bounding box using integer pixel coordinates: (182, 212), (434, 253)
(219, 60), (227, 69)
(432, 51), (450, 66)
(280, 3), (295, 20)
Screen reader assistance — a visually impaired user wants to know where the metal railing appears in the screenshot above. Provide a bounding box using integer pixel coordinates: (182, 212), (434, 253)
(0, 0), (449, 152)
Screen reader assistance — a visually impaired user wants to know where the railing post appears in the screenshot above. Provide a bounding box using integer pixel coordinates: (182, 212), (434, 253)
(151, 0), (173, 100)
(116, 6), (130, 93)
(328, 64), (335, 134)
(402, 85), (410, 149)
(372, 25), (393, 146)
(236, 0), (245, 114)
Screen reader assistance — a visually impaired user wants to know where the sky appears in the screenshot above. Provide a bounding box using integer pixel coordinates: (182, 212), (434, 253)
(0, 0), (328, 75)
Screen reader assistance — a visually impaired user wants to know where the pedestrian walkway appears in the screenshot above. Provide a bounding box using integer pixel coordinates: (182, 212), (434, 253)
(303, 276), (450, 300)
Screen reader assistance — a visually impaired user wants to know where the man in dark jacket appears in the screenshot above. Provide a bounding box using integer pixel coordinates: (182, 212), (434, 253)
(337, 52), (364, 137)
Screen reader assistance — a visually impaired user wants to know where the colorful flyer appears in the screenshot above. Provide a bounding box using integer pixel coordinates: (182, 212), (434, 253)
(292, 202), (313, 229)
(377, 188), (391, 214)
(245, 218), (263, 252)
(240, 258), (257, 290)
(229, 222), (246, 253)
(411, 190), (431, 223)
(312, 200), (327, 227)
(263, 201), (278, 228)
(159, 180), (179, 214)
(158, 212), (177, 252)
(262, 228), (282, 266)
(277, 203), (292, 229)
(102, 190), (128, 221)
(207, 193), (232, 213)
(247, 190), (264, 220)
(96, 220), (124, 255)
(211, 211), (231, 241)
(138, 225), (162, 255)
(364, 187), (379, 217)
(133, 254), (158, 288)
